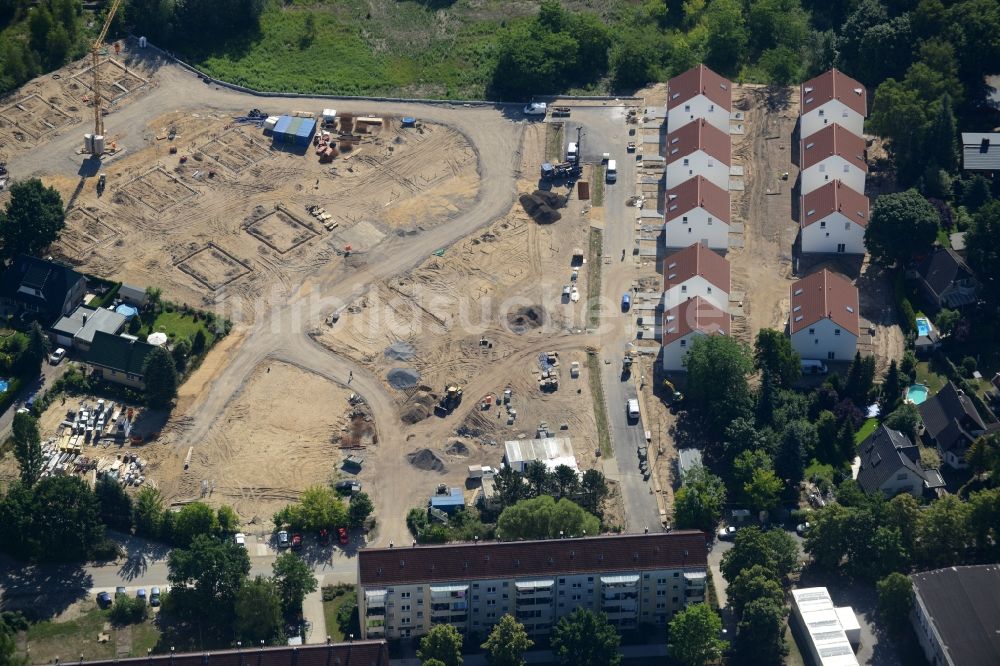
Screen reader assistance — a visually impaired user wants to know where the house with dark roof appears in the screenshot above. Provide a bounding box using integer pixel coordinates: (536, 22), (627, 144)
(918, 381), (987, 469)
(788, 269), (860, 362)
(667, 64), (732, 134)
(800, 179), (869, 255)
(663, 176), (731, 251)
(799, 69), (867, 139)
(356, 532), (708, 640)
(661, 242), (730, 311)
(0, 255), (86, 323)
(799, 124), (867, 196)
(665, 119), (731, 191)
(86, 330), (157, 389)
(855, 424), (944, 498)
(79, 640), (390, 666)
(661, 296), (730, 371)
(915, 247), (978, 309)
(910, 564), (1000, 666)
(961, 132), (1000, 172)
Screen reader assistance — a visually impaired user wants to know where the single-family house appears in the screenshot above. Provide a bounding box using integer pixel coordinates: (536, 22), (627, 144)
(799, 68), (867, 139)
(662, 242), (730, 311)
(667, 64), (732, 134)
(665, 119), (731, 190)
(51, 306), (127, 353)
(788, 269), (859, 362)
(800, 180), (869, 254)
(856, 424), (944, 498)
(961, 132), (1000, 172)
(918, 381), (987, 469)
(0, 255), (86, 323)
(661, 296), (730, 371)
(915, 247), (978, 309)
(117, 283), (149, 307)
(799, 124), (867, 196)
(86, 330), (157, 389)
(663, 176), (731, 251)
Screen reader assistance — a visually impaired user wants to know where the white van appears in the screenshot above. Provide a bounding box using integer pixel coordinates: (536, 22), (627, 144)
(606, 159), (617, 183)
(567, 142), (578, 162)
(801, 359), (829, 375)
(627, 398), (640, 419)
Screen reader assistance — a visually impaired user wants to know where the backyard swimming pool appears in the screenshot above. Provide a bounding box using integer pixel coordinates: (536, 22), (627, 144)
(906, 383), (929, 405)
(916, 316), (931, 337)
(0, 379), (8, 393)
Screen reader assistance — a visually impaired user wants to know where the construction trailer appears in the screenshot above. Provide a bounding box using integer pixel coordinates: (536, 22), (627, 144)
(272, 115), (317, 146)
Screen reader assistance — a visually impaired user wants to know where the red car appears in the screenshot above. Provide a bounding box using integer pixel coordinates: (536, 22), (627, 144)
(291, 533), (303, 550)
(338, 527), (349, 545)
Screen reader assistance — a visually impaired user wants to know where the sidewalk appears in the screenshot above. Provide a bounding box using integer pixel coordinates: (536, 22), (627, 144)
(303, 571), (356, 644)
(0, 361), (69, 438)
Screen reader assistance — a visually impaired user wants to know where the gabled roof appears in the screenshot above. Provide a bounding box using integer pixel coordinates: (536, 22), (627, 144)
(662, 243), (730, 293)
(0, 254), (84, 316)
(358, 532), (707, 586)
(86, 331), (156, 376)
(661, 296), (730, 346)
(961, 132), (1000, 171)
(664, 176), (731, 224)
(918, 381), (985, 452)
(667, 64), (732, 112)
(856, 424), (941, 494)
(789, 269), (860, 336)
(910, 565), (1000, 666)
(801, 124), (868, 172)
(665, 119), (731, 166)
(801, 180), (869, 229)
(800, 68), (867, 118)
(916, 247), (974, 298)
(52, 306), (127, 345)
(79, 641), (391, 666)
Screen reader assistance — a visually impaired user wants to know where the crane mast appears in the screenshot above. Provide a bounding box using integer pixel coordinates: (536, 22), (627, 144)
(88, 0), (123, 154)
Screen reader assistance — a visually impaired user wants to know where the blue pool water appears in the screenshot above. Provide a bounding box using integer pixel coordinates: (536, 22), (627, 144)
(906, 384), (929, 405)
(0, 379), (8, 393)
(916, 317), (931, 337)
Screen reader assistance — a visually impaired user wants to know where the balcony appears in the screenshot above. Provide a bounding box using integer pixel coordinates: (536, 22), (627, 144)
(430, 584), (470, 602)
(365, 589), (387, 609)
(516, 597), (554, 607)
(365, 618), (385, 629)
(602, 601), (638, 614)
(366, 606), (386, 617)
(515, 579), (555, 597)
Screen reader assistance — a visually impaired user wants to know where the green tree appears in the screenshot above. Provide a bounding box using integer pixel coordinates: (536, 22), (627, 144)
(734, 598), (787, 665)
(172, 501), (219, 547)
(867, 189), (940, 263)
(754, 329), (801, 388)
(168, 534), (250, 610)
(721, 527), (799, 582)
(0, 476), (105, 561)
(142, 346), (178, 409)
(775, 419), (814, 484)
(524, 460), (552, 497)
(684, 335), (754, 439)
(171, 338), (191, 372)
(0, 614), (19, 666)
(217, 505), (239, 533)
(917, 494), (970, 567)
(885, 402), (922, 441)
(272, 551), (317, 614)
(497, 496), (599, 540)
(728, 564), (784, 617)
(759, 46), (801, 85)
(132, 486), (165, 537)
(482, 614), (534, 666)
(965, 200), (1000, 305)
(609, 28), (661, 90)
(967, 434), (1000, 481)
(275, 485), (348, 532)
(234, 575), (283, 645)
(578, 468), (609, 515)
(25, 321), (50, 372)
(11, 411), (43, 487)
(493, 464), (526, 509)
(553, 464), (579, 499)
(733, 448), (773, 500)
(110, 595), (148, 625)
(703, 0), (747, 75)
(348, 491), (374, 529)
(881, 359), (903, 412)
(673, 465), (727, 533)
(876, 572), (913, 634)
(814, 410), (840, 464)
(417, 623), (463, 666)
(803, 503), (851, 570)
(551, 608), (620, 666)
(96, 475), (133, 532)
(191, 328), (208, 355)
(843, 352), (877, 406)
(668, 602), (727, 666)
(0, 178), (65, 260)
(925, 93), (958, 172)
(744, 468), (783, 515)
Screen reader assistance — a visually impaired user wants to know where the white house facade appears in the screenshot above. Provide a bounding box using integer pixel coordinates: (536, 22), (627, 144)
(663, 176), (730, 251)
(665, 119), (731, 190)
(790, 317), (858, 362)
(799, 69), (867, 139)
(799, 123), (867, 196)
(667, 64), (732, 134)
(800, 154), (866, 196)
(788, 269), (860, 362)
(661, 296), (730, 371)
(800, 180), (869, 254)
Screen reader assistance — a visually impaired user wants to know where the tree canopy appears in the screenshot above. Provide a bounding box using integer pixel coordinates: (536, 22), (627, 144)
(965, 200), (1000, 305)
(274, 485), (348, 532)
(668, 602), (727, 666)
(0, 475), (105, 561)
(864, 189), (939, 266)
(754, 329), (801, 388)
(684, 335), (754, 439)
(0, 179), (65, 261)
(673, 465), (727, 533)
(11, 411), (43, 487)
(417, 623), (463, 666)
(272, 551), (317, 615)
(482, 614), (533, 666)
(551, 608), (620, 666)
(497, 495), (599, 540)
(143, 346), (179, 409)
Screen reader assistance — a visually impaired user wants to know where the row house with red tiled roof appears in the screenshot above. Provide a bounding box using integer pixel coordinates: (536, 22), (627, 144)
(789, 268), (860, 362)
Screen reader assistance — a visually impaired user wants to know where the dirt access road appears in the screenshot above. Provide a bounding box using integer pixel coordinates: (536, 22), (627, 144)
(7, 56), (524, 545)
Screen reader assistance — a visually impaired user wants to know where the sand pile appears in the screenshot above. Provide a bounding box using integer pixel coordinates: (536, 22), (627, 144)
(401, 391), (436, 424)
(387, 367), (421, 389)
(445, 441), (470, 457)
(520, 190), (567, 224)
(407, 448), (446, 472)
(384, 341), (417, 361)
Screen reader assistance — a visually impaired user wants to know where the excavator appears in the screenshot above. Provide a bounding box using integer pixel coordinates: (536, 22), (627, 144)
(435, 384), (463, 416)
(662, 379), (684, 412)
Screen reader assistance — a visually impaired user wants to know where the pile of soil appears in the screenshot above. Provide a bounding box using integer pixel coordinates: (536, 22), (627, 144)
(520, 190), (567, 224)
(400, 391), (436, 424)
(507, 305), (546, 333)
(401, 404), (430, 424)
(445, 440), (470, 457)
(384, 341), (417, 361)
(387, 367), (421, 389)
(407, 448), (446, 473)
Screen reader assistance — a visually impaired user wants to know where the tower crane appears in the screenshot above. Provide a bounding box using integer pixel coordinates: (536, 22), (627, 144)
(87, 0), (123, 155)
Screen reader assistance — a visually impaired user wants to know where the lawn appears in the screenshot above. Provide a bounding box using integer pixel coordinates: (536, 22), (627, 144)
(321, 586), (357, 642)
(854, 417), (878, 446)
(592, 165), (606, 206)
(21, 603), (161, 663)
(140, 310), (215, 347)
(915, 362), (947, 394)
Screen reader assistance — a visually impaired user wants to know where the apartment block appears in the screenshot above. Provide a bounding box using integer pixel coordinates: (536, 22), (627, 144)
(357, 531), (708, 640)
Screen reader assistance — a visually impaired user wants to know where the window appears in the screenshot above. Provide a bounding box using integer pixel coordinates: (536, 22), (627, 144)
(683, 159), (689, 167)
(673, 573), (679, 577)
(684, 104), (690, 112)
(707, 219), (713, 225)
(688, 227), (692, 233)
(843, 163), (850, 173)
(400, 592), (410, 599)
(417, 611), (423, 618)
(656, 602), (666, 609)
(658, 578), (667, 584)
(656, 590), (666, 597)
(709, 104), (715, 111)
(818, 109), (825, 117)
(401, 604), (410, 612)
(819, 164), (826, 173)
(682, 216), (688, 223)
(828, 351), (836, 360)
(707, 287), (713, 293)
(820, 221), (826, 228)
(487, 612), (496, 619)
(572, 594), (581, 601)
(835, 329), (841, 336)
(672, 597), (679, 603)
(572, 582), (582, 589)
(487, 600), (497, 607)
(401, 617), (411, 625)
(845, 222), (851, 231)
(473, 595), (479, 601)
(487, 586), (496, 594)
(842, 109), (849, 118)
(809, 328), (815, 335)
(680, 340), (687, 347)
(681, 286), (687, 293)
(707, 159), (714, 167)
(588, 578), (594, 582)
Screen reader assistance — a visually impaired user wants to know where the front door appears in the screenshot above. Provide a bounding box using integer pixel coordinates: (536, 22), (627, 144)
(836, 243), (846, 253)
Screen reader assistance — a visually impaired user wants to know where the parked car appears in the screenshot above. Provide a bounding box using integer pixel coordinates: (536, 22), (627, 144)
(115, 586), (126, 599)
(621, 293), (631, 311)
(97, 591), (112, 608)
(338, 527), (349, 545)
(523, 102), (547, 116)
(291, 533), (303, 550)
(136, 588), (147, 604)
(796, 522), (811, 536)
(235, 532), (246, 547)
(717, 526), (738, 541)
(277, 530), (290, 548)
(49, 347), (66, 364)
(334, 480), (361, 494)
(150, 586), (161, 607)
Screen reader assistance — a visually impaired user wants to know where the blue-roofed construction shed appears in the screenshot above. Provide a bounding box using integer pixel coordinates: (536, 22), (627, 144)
(272, 115), (317, 146)
(430, 488), (465, 514)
